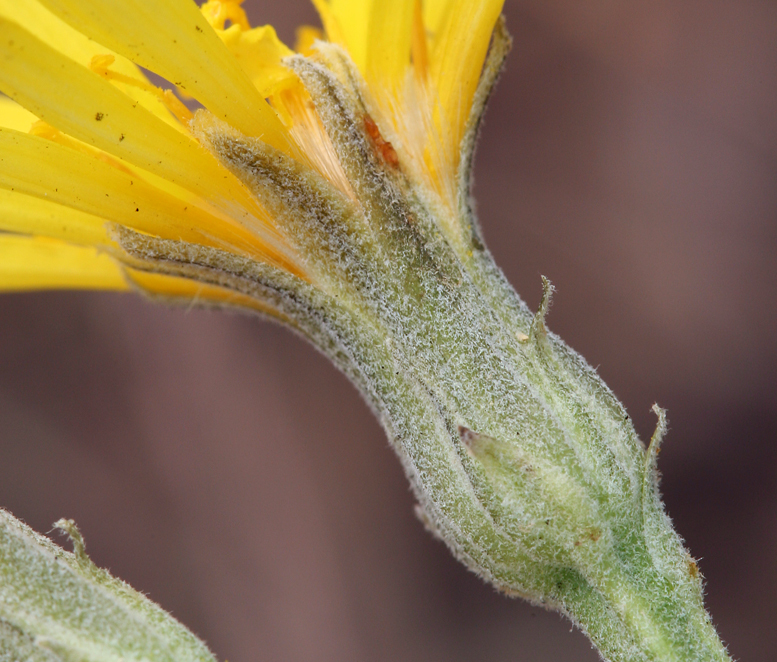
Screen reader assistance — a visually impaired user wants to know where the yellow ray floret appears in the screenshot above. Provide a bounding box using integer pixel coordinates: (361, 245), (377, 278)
(36, 0), (293, 153)
(90, 54), (194, 127)
(428, 0), (504, 151)
(0, 127), (278, 260)
(213, 24), (297, 100)
(311, 0), (370, 72)
(200, 0), (250, 31)
(0, 0), (506, 301)
(127, 268), (293, 319)
(311, 0), (504, 210)
(0, 96), (38, 132)
(0, 0), (183, 128)
(294, 26), (323, 56)
(0, 19), (249, 206)
(0, 234), (127, 291)
(366, 0), (415, 88)
(0, 188), (110, 246)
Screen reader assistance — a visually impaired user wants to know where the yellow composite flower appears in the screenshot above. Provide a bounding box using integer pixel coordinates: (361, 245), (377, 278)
(0, 4), (735, 660)
(0, 0), (504, 302)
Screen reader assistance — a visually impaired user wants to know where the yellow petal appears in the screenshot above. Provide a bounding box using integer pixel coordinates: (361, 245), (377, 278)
(312, 0), (370, 72)
(410, 0), (429, 80)
(127, 268), (289, 319)
(200, 0), (249, 31)
(0, 0), (177, 127)
(215, 23), (296, 97)
(0, 188), (110, 245)
(310, 0), (339, 47)
(0, 127), (263, 256)
(294, 26), (323, 56)
(0, 234), (127, 291)
(423, 0), (453, 38)
(0, 19), (267, 225)
(366, 0), (415, 88)
(429, 0), (504, 154)
(331, 0), (371, 72)
(36, 0), (293, 153)
(0, 96), (38, 132)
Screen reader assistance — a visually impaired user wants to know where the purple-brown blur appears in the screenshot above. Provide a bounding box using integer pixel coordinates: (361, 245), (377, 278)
(1, 1), (775, 660)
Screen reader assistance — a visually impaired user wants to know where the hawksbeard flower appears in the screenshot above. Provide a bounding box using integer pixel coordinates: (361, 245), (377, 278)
(0, 2), (731, 662)
(0, 0), (500, 297)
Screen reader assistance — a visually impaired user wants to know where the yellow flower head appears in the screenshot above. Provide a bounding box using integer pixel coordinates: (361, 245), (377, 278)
(0, 0), (507, 307)
(0, 9), (735, 658)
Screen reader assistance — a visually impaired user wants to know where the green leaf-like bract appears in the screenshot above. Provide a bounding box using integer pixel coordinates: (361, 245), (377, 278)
(0, 511), (216, 662)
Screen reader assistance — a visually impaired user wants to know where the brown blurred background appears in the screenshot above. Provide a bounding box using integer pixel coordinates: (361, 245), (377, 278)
(1, 1), (776, 660)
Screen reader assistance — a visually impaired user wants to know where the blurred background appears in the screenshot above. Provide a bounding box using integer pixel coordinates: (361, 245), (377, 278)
(1, 0), (776, 660)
